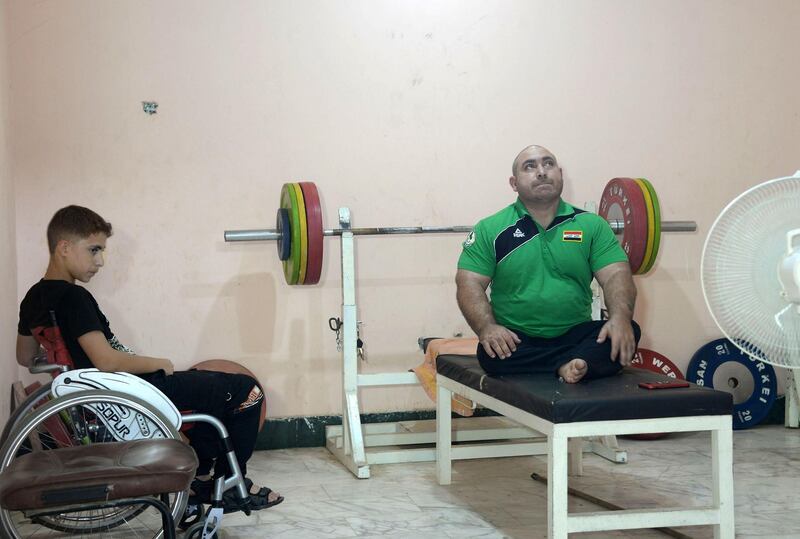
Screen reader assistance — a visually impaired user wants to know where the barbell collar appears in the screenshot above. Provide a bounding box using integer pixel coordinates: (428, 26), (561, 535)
(660, 221), (697, 232)
(224, 221), (695, 242)
(225, 229), (283, 242)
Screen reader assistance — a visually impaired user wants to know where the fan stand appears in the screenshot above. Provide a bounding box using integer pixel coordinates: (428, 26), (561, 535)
(786, 369), (800, 427)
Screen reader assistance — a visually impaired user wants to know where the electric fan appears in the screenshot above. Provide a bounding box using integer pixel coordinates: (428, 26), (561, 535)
(701, 171), (800, 425)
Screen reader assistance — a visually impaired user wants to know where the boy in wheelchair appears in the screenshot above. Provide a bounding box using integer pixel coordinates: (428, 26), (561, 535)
(16, 205), (283, 519)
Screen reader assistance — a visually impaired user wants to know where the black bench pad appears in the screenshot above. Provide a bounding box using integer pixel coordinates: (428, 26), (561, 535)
(436, 354), (733, 424)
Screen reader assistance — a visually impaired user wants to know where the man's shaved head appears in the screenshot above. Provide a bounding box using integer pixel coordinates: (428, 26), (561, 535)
(511, 145), (557, 176)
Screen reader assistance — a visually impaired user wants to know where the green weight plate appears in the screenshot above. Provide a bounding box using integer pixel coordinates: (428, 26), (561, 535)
(280, 183), (302, 285)
(639, 178), (661, 273)
(292, 183), (308, 285)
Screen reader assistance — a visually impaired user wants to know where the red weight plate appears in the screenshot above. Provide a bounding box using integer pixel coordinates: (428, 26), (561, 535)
(628, 348), (685, 440)
(598, 178), (649, 273)
(631, 348), (685, 379)
(299, 181), (324, 285)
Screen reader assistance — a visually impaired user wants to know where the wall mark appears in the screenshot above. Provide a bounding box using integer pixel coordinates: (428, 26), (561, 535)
(142, 101), (158, 115)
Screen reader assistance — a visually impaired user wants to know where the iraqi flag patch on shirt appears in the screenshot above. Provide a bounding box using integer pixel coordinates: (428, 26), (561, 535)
(562, 230), (583, 242)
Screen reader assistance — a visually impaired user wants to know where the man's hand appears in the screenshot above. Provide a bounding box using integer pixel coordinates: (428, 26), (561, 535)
(594, 261), (637, 366)
(160, 358), (175, 376)
(596, 316), (635, 366)
(456, 269), (519, 359)
(479, 323), (521, 359)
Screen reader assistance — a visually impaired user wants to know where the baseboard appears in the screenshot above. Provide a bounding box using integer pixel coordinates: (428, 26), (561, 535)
(255, 408), (500, 450)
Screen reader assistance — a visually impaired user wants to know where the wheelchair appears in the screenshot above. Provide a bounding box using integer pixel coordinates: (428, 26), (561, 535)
(0, 315), (258, 538)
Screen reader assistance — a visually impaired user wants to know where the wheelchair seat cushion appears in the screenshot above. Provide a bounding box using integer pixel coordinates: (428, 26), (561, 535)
(0, 439), (197, 511)
(436, 354), (733, 423)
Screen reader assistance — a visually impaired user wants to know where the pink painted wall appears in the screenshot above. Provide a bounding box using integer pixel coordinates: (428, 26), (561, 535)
(0, 0), (16, 425)
(8, 1), (800, 417)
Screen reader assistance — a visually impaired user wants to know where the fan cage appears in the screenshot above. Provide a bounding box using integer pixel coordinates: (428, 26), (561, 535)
(701, 173), (800, 369)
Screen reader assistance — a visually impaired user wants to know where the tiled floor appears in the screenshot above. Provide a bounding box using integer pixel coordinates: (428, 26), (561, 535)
(219, 425), (800, 538)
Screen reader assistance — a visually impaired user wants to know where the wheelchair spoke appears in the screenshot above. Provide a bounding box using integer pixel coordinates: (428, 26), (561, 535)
(10, 497), (181, 538)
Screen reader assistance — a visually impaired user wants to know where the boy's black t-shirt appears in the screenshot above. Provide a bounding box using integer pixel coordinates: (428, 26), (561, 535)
(18, 279), (125, 369)
(17, 279), (255, 416)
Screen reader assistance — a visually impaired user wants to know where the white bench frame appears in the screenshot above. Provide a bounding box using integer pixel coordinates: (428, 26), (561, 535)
(324, 211), (625, 478)
(436, 374), (735, 539)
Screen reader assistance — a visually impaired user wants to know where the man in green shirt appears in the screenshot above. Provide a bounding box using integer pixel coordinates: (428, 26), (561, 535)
(456, 145), (639, 383)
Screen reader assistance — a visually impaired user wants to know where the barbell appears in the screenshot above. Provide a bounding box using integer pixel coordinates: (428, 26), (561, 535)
(224, 178), (696, 284)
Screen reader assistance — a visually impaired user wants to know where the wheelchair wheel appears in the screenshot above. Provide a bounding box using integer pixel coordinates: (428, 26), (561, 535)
(0, 390), (189, 539)
(0, 382), (53, 447)
(184, 520), (219, 539)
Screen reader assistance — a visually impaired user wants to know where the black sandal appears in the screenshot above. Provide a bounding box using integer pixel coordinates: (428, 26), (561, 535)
(222, 478), (284, 514)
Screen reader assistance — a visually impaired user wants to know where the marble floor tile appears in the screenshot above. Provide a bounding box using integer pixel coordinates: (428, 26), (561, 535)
(220, 518), (358, 538)
(345, 507), (493, 536)
(215, 424), (799, 538)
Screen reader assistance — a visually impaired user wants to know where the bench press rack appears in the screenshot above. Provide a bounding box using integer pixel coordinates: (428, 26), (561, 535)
(319, 208), (629, 478)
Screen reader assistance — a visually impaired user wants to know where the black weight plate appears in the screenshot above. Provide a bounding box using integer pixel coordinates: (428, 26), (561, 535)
(276, 208), (291, 261)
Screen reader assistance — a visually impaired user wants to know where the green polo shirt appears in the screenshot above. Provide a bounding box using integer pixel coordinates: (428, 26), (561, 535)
(458, 198), (628, 338)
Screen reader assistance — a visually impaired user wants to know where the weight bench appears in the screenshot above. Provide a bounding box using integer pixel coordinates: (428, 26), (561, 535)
(0, 438), (197, 538)
(435, 354), (735, 538)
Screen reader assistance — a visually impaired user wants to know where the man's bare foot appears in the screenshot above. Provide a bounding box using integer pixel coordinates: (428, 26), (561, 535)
(558, 358), (588, 383)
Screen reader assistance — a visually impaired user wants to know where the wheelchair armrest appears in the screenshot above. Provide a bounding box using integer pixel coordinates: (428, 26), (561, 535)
(29, 356), (69, 375)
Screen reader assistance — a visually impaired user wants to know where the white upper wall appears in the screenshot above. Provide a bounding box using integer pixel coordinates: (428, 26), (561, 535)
(9, 0), (800, 416)
(0, 0), (16, 425)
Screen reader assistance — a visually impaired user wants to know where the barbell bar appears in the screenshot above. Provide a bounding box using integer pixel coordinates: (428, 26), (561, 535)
(225, 226), (474, 242)
(224, 221), (696, 243)
(224, 179), (697, 284)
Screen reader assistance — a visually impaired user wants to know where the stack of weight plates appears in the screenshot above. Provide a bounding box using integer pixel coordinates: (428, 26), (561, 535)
(598, 177), (662, 274)
(277, 182), (324, 285)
